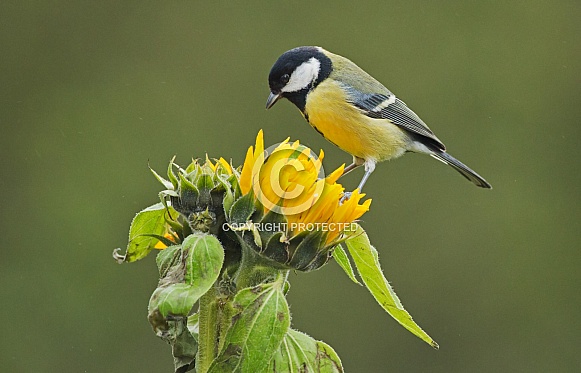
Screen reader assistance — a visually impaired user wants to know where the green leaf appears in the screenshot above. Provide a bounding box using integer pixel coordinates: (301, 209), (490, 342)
(163, 215), (184, 241)
(123, 203), (175, 262)
(148, 313), (197, 373)
(209, 277), (290, 373)
(332, 245), (361, 285)
(155, 244), (181, 278)
(270, 329), (343, 373)
(315, 339), (343, 372)
(344, 224), (439, 349)
(158, 190), (179, 210)
(182, 234), (224, 287)
(170, 317), (197, 373)
(148, 233), (225, 318)
(149, 283), (198, 317)
(141, 233), (176, 248)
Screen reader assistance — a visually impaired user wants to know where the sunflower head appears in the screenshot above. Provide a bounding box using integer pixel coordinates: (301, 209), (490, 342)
(230, 131), (371, 271)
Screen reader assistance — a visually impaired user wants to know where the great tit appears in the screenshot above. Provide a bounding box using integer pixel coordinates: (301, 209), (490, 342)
(266, 46), (492, 191)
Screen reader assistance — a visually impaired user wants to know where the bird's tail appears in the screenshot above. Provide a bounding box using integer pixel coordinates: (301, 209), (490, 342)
(430, 151), (492, 189)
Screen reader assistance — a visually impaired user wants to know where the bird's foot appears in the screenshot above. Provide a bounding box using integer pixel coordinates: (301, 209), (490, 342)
(340, 192), (352, 204)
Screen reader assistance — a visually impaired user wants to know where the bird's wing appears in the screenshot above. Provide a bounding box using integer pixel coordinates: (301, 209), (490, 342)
(326, 52), (446, 150)
(343, 86), (446, 151)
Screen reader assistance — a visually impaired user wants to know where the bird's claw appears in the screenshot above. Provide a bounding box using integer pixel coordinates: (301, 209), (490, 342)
(340, 192), (352, 204)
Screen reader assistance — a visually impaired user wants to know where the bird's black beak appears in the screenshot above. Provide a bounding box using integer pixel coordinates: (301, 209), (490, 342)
(265, 91), (282, 109)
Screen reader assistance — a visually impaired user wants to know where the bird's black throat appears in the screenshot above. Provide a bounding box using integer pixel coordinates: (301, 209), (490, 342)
(283, 89), (309, 113)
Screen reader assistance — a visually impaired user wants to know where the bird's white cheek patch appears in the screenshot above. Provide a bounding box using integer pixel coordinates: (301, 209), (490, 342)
(282, 57), (321, 93)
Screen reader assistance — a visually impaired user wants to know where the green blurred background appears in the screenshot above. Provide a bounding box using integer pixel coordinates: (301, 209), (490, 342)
(1, 1), (579, 372)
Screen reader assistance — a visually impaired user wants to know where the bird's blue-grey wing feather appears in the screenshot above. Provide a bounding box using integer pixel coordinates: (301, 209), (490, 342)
(343, 85), (446, 150)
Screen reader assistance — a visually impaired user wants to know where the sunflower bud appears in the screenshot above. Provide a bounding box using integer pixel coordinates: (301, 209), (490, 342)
(153, 156), (238, 235)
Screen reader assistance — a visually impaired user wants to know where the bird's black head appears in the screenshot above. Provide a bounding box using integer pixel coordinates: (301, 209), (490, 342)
(266, 46), (332, 112)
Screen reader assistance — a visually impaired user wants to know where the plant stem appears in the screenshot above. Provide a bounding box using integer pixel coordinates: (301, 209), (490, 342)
(216, 294), (234, 354)
(196, 287), (219, 373)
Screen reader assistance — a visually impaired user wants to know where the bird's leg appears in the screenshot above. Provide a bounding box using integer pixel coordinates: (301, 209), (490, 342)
(356, 159), (376, 192)
(342, 156), (365, 176)
(341, 158), (375, 203)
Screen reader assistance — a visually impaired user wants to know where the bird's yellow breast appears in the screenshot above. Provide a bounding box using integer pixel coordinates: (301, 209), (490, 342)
(304, 79), (409, 161)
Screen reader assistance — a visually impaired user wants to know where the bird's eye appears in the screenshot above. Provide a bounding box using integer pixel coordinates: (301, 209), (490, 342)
(280, 74), (290, 84)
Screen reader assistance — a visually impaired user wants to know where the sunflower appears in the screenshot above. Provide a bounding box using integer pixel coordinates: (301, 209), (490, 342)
(240, 130), (371, 245)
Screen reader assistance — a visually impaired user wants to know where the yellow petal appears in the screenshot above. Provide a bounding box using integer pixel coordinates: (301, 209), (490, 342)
(218, 157), (233, 175)
(239, 145), (255, 195)
(254, 129), (264, 160)
(154, 233), (176, 250)
(326, 164), (345, 184)
(240, 130), (265, 195)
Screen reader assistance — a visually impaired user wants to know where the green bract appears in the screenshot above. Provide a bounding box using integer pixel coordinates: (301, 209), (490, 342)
(228, 192), (334, 272)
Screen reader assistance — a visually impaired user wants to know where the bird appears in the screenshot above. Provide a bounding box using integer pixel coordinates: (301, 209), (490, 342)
(266, 46), (492, 193)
